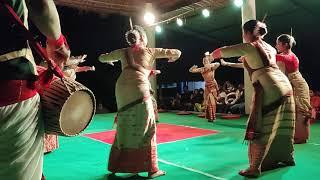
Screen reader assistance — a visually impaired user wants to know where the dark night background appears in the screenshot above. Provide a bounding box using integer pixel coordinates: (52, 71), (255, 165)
(30, 1), (320, 111)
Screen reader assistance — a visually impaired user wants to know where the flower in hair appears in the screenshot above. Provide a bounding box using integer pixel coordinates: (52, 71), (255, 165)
(125, 29), (140, 46)
(253, 21), (267, 37)
(289, 35), (295, 45)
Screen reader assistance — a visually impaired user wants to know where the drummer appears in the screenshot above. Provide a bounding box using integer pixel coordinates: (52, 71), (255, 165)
(0, 0), (70, 179)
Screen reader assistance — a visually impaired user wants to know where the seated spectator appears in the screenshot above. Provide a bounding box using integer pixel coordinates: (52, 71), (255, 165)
(171, 93), (182, 110)
(194, 102), (205, 112)
(216, 88), (228, 113)
(199, 88), (204, 96)
(222, 81), (236, 94)
(181, 86), (193, 111)
(310, 90), (320, 120)
(229, 84), (245, 114)
(190, 89), (200, 103)
(191, 89), (204, 112)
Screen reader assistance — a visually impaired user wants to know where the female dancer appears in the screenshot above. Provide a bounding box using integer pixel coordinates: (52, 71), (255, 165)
(211, 20), (295, 177)
(99, 25), (181, 178)
(189, 52), (220, 122)
(276, 34), (311, 144)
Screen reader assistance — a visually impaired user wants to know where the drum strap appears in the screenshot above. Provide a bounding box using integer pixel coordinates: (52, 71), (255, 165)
(0, 0), (64, 79)
(0, 0), (70, 96)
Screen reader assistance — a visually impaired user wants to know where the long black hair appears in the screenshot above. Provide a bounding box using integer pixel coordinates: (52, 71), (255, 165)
(277, 34), (296, 49)
(243, 20), (267, 38)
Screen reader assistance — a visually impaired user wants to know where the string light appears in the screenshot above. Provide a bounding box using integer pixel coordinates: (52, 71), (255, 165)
(155, 25), (162, 33)
(202, 9), (210, 18)
(176, 18), (183, 26)
(147, 6), (215, 31)
(234, 0), (243, 7)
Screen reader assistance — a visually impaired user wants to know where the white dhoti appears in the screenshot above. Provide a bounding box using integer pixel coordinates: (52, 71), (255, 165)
(0, 94), (44, 180)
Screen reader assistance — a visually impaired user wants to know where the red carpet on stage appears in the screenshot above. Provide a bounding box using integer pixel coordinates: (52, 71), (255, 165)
(84, 123), (218, 144)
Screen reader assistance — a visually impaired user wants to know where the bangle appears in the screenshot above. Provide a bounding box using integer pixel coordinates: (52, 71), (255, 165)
(47, 34), (69, 49)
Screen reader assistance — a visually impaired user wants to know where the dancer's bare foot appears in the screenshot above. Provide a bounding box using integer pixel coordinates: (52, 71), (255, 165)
(239, 168), (260, 178)
(148, 170), (166, 179)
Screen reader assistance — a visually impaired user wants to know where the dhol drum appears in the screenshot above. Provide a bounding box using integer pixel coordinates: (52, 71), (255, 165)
(38, 67), (96, 136)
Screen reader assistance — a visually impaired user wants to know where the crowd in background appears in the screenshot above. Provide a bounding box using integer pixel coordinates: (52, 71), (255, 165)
(157, 81), (320, 120)
(158, 81), (245, 114)
(310, 89), (320, 120)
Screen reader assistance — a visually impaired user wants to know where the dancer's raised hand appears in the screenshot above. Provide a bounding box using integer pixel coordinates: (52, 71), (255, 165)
(66, 54), (87, 67)
(167, 50), (181, 62)
(189, 65), (198, 72)
(168, 56), (179, 62)
(154, 70), (161, 75)
(238, 56), (245, 62)
(220, 59), (228, 66)
(106, 61), (115, 66)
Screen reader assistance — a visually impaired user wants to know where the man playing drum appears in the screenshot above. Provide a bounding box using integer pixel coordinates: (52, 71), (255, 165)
(0, 0), (70, 179)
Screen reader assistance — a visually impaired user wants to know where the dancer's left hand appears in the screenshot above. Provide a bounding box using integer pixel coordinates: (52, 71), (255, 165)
(220, 59), (228, 66)
(106, 61), (115, 66)
(238, 56), (245, 62)
(168, 57), (178, 62)
(154, 70), (161, 74)
(189, 65), (198, 72)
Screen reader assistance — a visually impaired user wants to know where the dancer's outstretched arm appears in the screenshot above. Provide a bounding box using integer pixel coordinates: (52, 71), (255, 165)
(220, 59), (243, 68)
(211, 43), (253, 59)
(152, 48), (181, 62)
(189, 65), (203, 73)
(75, 66), (95, 72)
(98, 49), (122, 65)
(66, 54), (87, 66)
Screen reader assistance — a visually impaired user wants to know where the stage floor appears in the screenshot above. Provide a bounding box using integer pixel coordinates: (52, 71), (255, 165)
(44, 112), (320, 180)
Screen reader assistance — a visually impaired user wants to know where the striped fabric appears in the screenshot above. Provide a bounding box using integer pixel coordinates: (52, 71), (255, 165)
(205, 100), (216, 121)
(108, 98), (158, 173)
(0, 94), (44, 179)
(204, 82), (218, 121)
(249, 95), (295, 171)
(288, 71), (311, 143)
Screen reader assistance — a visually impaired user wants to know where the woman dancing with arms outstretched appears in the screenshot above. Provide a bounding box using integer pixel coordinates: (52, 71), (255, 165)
(211, 20), (295, 178)
(189, 52), (220, 122)
(99, 25), (181, 179)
